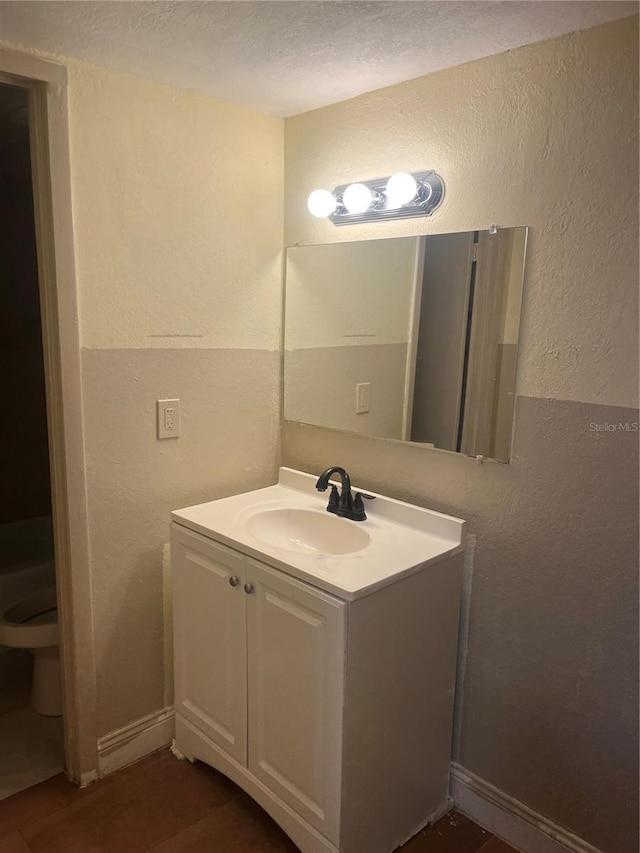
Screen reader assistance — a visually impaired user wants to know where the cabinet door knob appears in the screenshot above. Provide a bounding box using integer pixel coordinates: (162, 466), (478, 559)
(244, 583), (254, 595)
(229, 576), (239, 587)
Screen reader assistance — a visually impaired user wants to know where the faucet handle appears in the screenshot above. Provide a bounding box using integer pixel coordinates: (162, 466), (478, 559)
(328, 484), (340, 512)
(351, 492), (375, 521)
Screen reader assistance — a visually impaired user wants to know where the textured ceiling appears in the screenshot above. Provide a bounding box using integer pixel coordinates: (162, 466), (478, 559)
(0, 1), (636, 116)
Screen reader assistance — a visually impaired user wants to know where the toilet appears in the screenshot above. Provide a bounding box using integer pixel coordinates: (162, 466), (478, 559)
(0, 586), (62, 716)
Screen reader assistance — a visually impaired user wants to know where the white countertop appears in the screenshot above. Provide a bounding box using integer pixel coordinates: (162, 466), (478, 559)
(171, 467), (465, 600)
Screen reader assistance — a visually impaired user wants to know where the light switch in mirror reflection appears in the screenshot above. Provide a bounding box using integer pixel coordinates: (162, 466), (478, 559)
(284, 227), (528, 463)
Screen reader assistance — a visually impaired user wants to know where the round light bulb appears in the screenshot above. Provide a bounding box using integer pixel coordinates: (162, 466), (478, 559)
(307, 189), (337, 218)
(342, 183), (374, 214)
(385, 172), (418, 208)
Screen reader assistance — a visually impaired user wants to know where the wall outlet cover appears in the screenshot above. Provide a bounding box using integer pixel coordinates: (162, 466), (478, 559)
(157, 399), (180, 439)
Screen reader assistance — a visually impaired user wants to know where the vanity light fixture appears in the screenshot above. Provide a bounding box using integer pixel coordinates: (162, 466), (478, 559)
(307, 170), (445, 226)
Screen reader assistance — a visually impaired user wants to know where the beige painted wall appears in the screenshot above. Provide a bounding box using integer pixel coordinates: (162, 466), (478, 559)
(69, 63), (282, 353)
(283, 18), (639, 853)
(30, 56), (283, 737)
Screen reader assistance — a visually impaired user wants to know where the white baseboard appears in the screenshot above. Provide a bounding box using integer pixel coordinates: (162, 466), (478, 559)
(97, 706), (175, 777)
(450, 764), (602, 853)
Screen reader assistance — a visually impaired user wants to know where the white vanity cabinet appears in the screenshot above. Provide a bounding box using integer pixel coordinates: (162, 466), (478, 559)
(172, 524), (345, 846)
(171, 508), (464, 853)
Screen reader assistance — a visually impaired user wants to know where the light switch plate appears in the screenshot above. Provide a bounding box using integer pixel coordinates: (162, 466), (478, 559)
(157, 399), (180, 439)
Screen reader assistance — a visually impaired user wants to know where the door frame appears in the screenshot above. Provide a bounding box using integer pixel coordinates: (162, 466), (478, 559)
(0, 48), (98, 784)
(460, 229), (511, 458)
(400, 237), (426, 441)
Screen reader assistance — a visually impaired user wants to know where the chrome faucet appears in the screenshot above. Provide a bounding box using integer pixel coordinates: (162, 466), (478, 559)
(315, 466), (375, 522)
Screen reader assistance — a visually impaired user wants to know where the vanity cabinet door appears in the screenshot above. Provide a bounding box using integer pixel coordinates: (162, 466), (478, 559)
(172, 527), (248, 765)
(245, 558), (345, 845)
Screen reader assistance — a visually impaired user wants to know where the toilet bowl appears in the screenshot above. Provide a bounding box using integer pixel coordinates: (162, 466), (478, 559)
(0, 586), (62, 716)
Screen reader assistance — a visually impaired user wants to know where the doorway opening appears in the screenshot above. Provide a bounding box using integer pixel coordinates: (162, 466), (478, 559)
(0, 47), (98, 791)
(0, 81), (65, 797)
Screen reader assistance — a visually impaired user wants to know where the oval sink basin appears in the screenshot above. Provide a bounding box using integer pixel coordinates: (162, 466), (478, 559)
(245, 508), (370, 556)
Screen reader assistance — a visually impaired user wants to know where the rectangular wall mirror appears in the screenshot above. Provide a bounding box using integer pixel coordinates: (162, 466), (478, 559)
(284, 227), (528, 463)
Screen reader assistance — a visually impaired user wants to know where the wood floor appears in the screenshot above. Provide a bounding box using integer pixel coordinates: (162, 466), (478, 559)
(0, 748), (518, 853)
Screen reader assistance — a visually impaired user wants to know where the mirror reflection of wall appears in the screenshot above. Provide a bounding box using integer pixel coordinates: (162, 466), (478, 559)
(284, 227), (527, 463)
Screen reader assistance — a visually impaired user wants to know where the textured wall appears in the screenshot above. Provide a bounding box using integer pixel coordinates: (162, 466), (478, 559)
(64, 60), (284, 735)
(283, 18), (639, 853)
